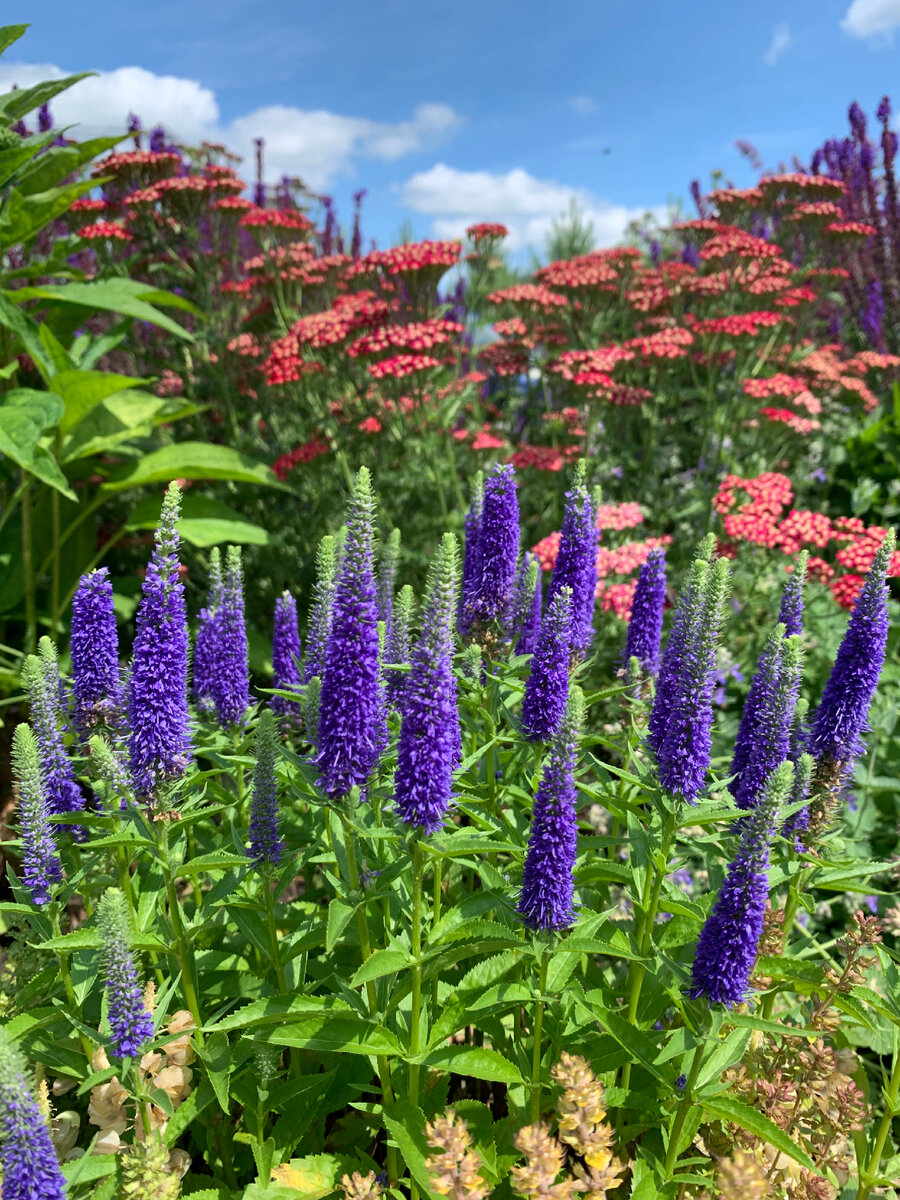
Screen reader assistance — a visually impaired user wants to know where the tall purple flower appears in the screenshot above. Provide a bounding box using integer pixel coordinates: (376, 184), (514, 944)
(271, 591), (302, 720)
(511, 553), (542, 656)
(212, 547), (252, 728)
(807, 531), (893, 768)
(457, 473), (484, 636)
(861, 279), (885, 349)
(729, 630), (803, 812)
(546, 463), (597, 657)
(37, 103), (52, 133)
(11, 724), (63, 907)
(70, 567), (121, 731)
(316, 468), (384, 796)
(385, 584), (415, 711)
(193, 548), (223, 715)
(248, 709), (282, 866)
(395, 535), (460, 833)
(648, 539), (730, 803)
(96, 889), (155, 1058)
(24, 639), (84, 826)
(624, 547), (666, 680)
(378, 527), (401, 628)
(521, 587), (572, 743)
(517, 687), (584, 932)
(463, 464), (520, 635)
(778, 553), (806, 637)
(303, 534), (338, 685)
(690, 758), (797, 1006)
(128, 483), (192, 798)
(0, 1031), (67, 1200)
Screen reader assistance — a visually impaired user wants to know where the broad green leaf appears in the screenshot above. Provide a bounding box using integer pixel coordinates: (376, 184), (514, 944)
(0, 405), (74, 498)
(326, 899), (356, 953)
(414, 1045), (523, 1085)
(0, 73), (94, 123)
(204, 994), (352, 1034)
(270, 1155), (352, 1199)
(350, 948), (410, 987)
(198, 1031), (231, 1114)
(382, 1102), (441, 1200)
(50, 368), (143, 434)
(1, 179), (102, 245)
(0, 130), (61, 189)
(60, 390), (168, 462)
(36, 928), (165, 952)
(700, 1095), (815, 1170)
(0, 25), (28, 56)
(3, 388), (64, 431)
(124, 493), (270, 547)
(257, 1015), (401, 1057)
(100, 442), (289, 493)
(0, 291), (53, 380)
(13, 136), (121, 197)
(10, 280), (193, 341)
(61, 1154), (117, 1186)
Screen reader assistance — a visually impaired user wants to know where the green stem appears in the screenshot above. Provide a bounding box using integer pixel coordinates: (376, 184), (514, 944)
(431, 854), (442, 1010)
(50, 449), (60, 643)
(857, 1047), (900, 1200)
(157, 823), (203, 1032)
(663, 1041), (705, 1179)
(409, 839), (425, 1110)
(21, 475), (36, 656)
(530, 950), (550, 1123)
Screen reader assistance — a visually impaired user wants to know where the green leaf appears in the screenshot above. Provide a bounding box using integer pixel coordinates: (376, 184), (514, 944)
(0, 25), (29, 57)
(0, 404), (74, 498)
(1, 179), (102, 245)
(700, 1095), (815, 1171)
(60, 390), (169, 462)
(124, 493), (270, 547)
(50, 368), (143, 434)
(382, 1102), (441, 1200)
(100, 442), (290, 493)
(414, 1045), (523, 1084)
(326, 899), (356, 953)
(13, 136), (121, 197)
(3, 388), (64, 431)
(0, 291), (53, 381)
(256, 1015), (401, 1057)
(350, 948), (410, 987)
(198, 1031), (231, 1114)
(9, 279), (194, 341)
(204, 995), (352, 1034)
(0, 73), (94, 123)
(36, 928), (165, 952)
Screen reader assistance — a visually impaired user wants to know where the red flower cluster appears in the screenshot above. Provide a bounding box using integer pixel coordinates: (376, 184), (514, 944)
(486, 284), (568, 309)
(466, 223), (508, 242)
(508, 444), (566, 471)
(825, 221), (877, 238)
(758, 407), (821, 434)
(69, 197), (106, 214)
(214, 196), (254, 213)
(272, 439), (330, 479)
(92, 150), (180, 177)
(79, 221), (133, 242)
(368, 240), (460, 276)
(367, 354), (442, 379)
(240, 208), (314, 232)
(595, 501), (645, 531)
(347, 319), (464, 357)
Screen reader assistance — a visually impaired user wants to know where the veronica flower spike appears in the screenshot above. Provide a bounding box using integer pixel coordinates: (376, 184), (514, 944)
(511, 553), (542, 656)
(690, 758), (799, 1007)
(465, 463), (520, 637)
(23, 639), (85, 826)
(128, 483), (192, 798)
(212, 546), (252, 728)
(623, 546), (666, 682)
(271, 590), (302, 721)
(11, 723), (63, 906)
(517, 685), (585, 932)
(547, 461), (598, 658)
(394, 534), (460, 833)
(316, 468), (384, 797)
(192, 547), (223, 715)
(457, 472), (484, 636)
(70, 567), (121, 731)
(0, 1030), (67, 1200)
(377, 527), (401, 628)
(303, 534), (338, 686)
(385, 584), (416, 712)
(96, 889), (155, 1058)
(521, 586), (572, 743)
(248, 708), (283, 866)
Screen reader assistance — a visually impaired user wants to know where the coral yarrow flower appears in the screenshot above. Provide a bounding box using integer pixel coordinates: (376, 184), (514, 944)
(80, 221), (132, 241)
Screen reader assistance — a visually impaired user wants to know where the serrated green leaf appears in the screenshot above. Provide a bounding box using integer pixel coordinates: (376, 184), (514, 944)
(350, 948), (409, 987)
(382, 1101), (441, 1199)
(700, 1094), (815, 1170)
(204, 995), (352, 1034)
(256, 1015), (401, 1056)
(414, 1044), (522, 1084)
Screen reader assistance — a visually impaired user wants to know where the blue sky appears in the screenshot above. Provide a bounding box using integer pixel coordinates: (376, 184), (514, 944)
(6, 0), (900, 257)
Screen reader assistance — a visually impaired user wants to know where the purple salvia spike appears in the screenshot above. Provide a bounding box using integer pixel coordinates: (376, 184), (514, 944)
(96, 889), (155, 1058)
(0, 1031), (67, 1200)
(12, 724), (63, 907)
(546, 462), (597, 657)
(316, 469), (383, 797)
(128, 483), (192, 798)
(395, 534), (460, 833)
(521, 586), (572, 743)
(517, 686), (584, 932)
(212, 546), (252, 728)
(624, 546), (667, 680)
(271, 591), (302, 721)
(70, 567), (121, 732)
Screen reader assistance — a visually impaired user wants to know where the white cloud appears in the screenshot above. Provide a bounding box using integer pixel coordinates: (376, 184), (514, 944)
(568, 96), (598, 115)
(399, 163), (665, 252)
(841, 0), (900, 37)
(0, 61), (461, 190)
(764, 23), (792, 65)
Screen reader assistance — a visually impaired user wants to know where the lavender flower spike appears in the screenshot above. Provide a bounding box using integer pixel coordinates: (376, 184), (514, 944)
(192, 547), (223, 716)
(385, 584), (416, 711)
(690, 758), (798, 1006)
(248, 709), (283, 866)
(377, 527), (401, 627)
(316, 468), (384, 797)
(212, 546), (252, 728)
(395, 534), (460, 833)
(521, 587), (572, 743)
(0, 1030), (67, 1200)
(624, 546), (666, 680)
(23, 639), (85, 826)
(457, 472), (484, 636)
(511, 553), (542, 656)
(96, 889), (155, 1058)
(11, 724), (63, 906)
(808, 530), (893, 768)
(730, 630), (803, 811)
(517, 686), (584, 932)
(464, 463), (520, 635)
(303, 534), (338, 686)
(778, 550), (807, 638)
(128, 484), (192, 798)
(271, 591), (302, 721)
(70, 567), (120, 731)
(547, 461), (598, 657)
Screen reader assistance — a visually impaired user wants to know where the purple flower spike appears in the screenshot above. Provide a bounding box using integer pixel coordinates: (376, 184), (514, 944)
(730, 631), (803, 811)
(521, 586), (572, 743)
(512, 553), (542, 657)
(546, 463), (597, 657)
(517, 686), (584, 932)
(378, 528), (401, 628)
(464, 464), (520, 634)
(0, 1031), (67, 1200)
(12, 724), (63, 907)
(128, 483), (192, 799)
(96, 889), (155, 1058)
(192, 547), (223, 716)
(303, 534), (338, 685)
(807, 531), (893, 768)
(690, 758), (796, 1006)
(316, 469), (384, 797)
(395, 535), (460, 833)
(212, 546), (252, 728)
(778, 554), (806, 638)
(624, 546), (667, 679)
(385, 584), (415, 711)
(24, 640), (85, 829)
(458, 473), (484, 636)
(248, 709), (283, 866)
(70, 568), (120, 731)
(271, 591), (302, 720)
